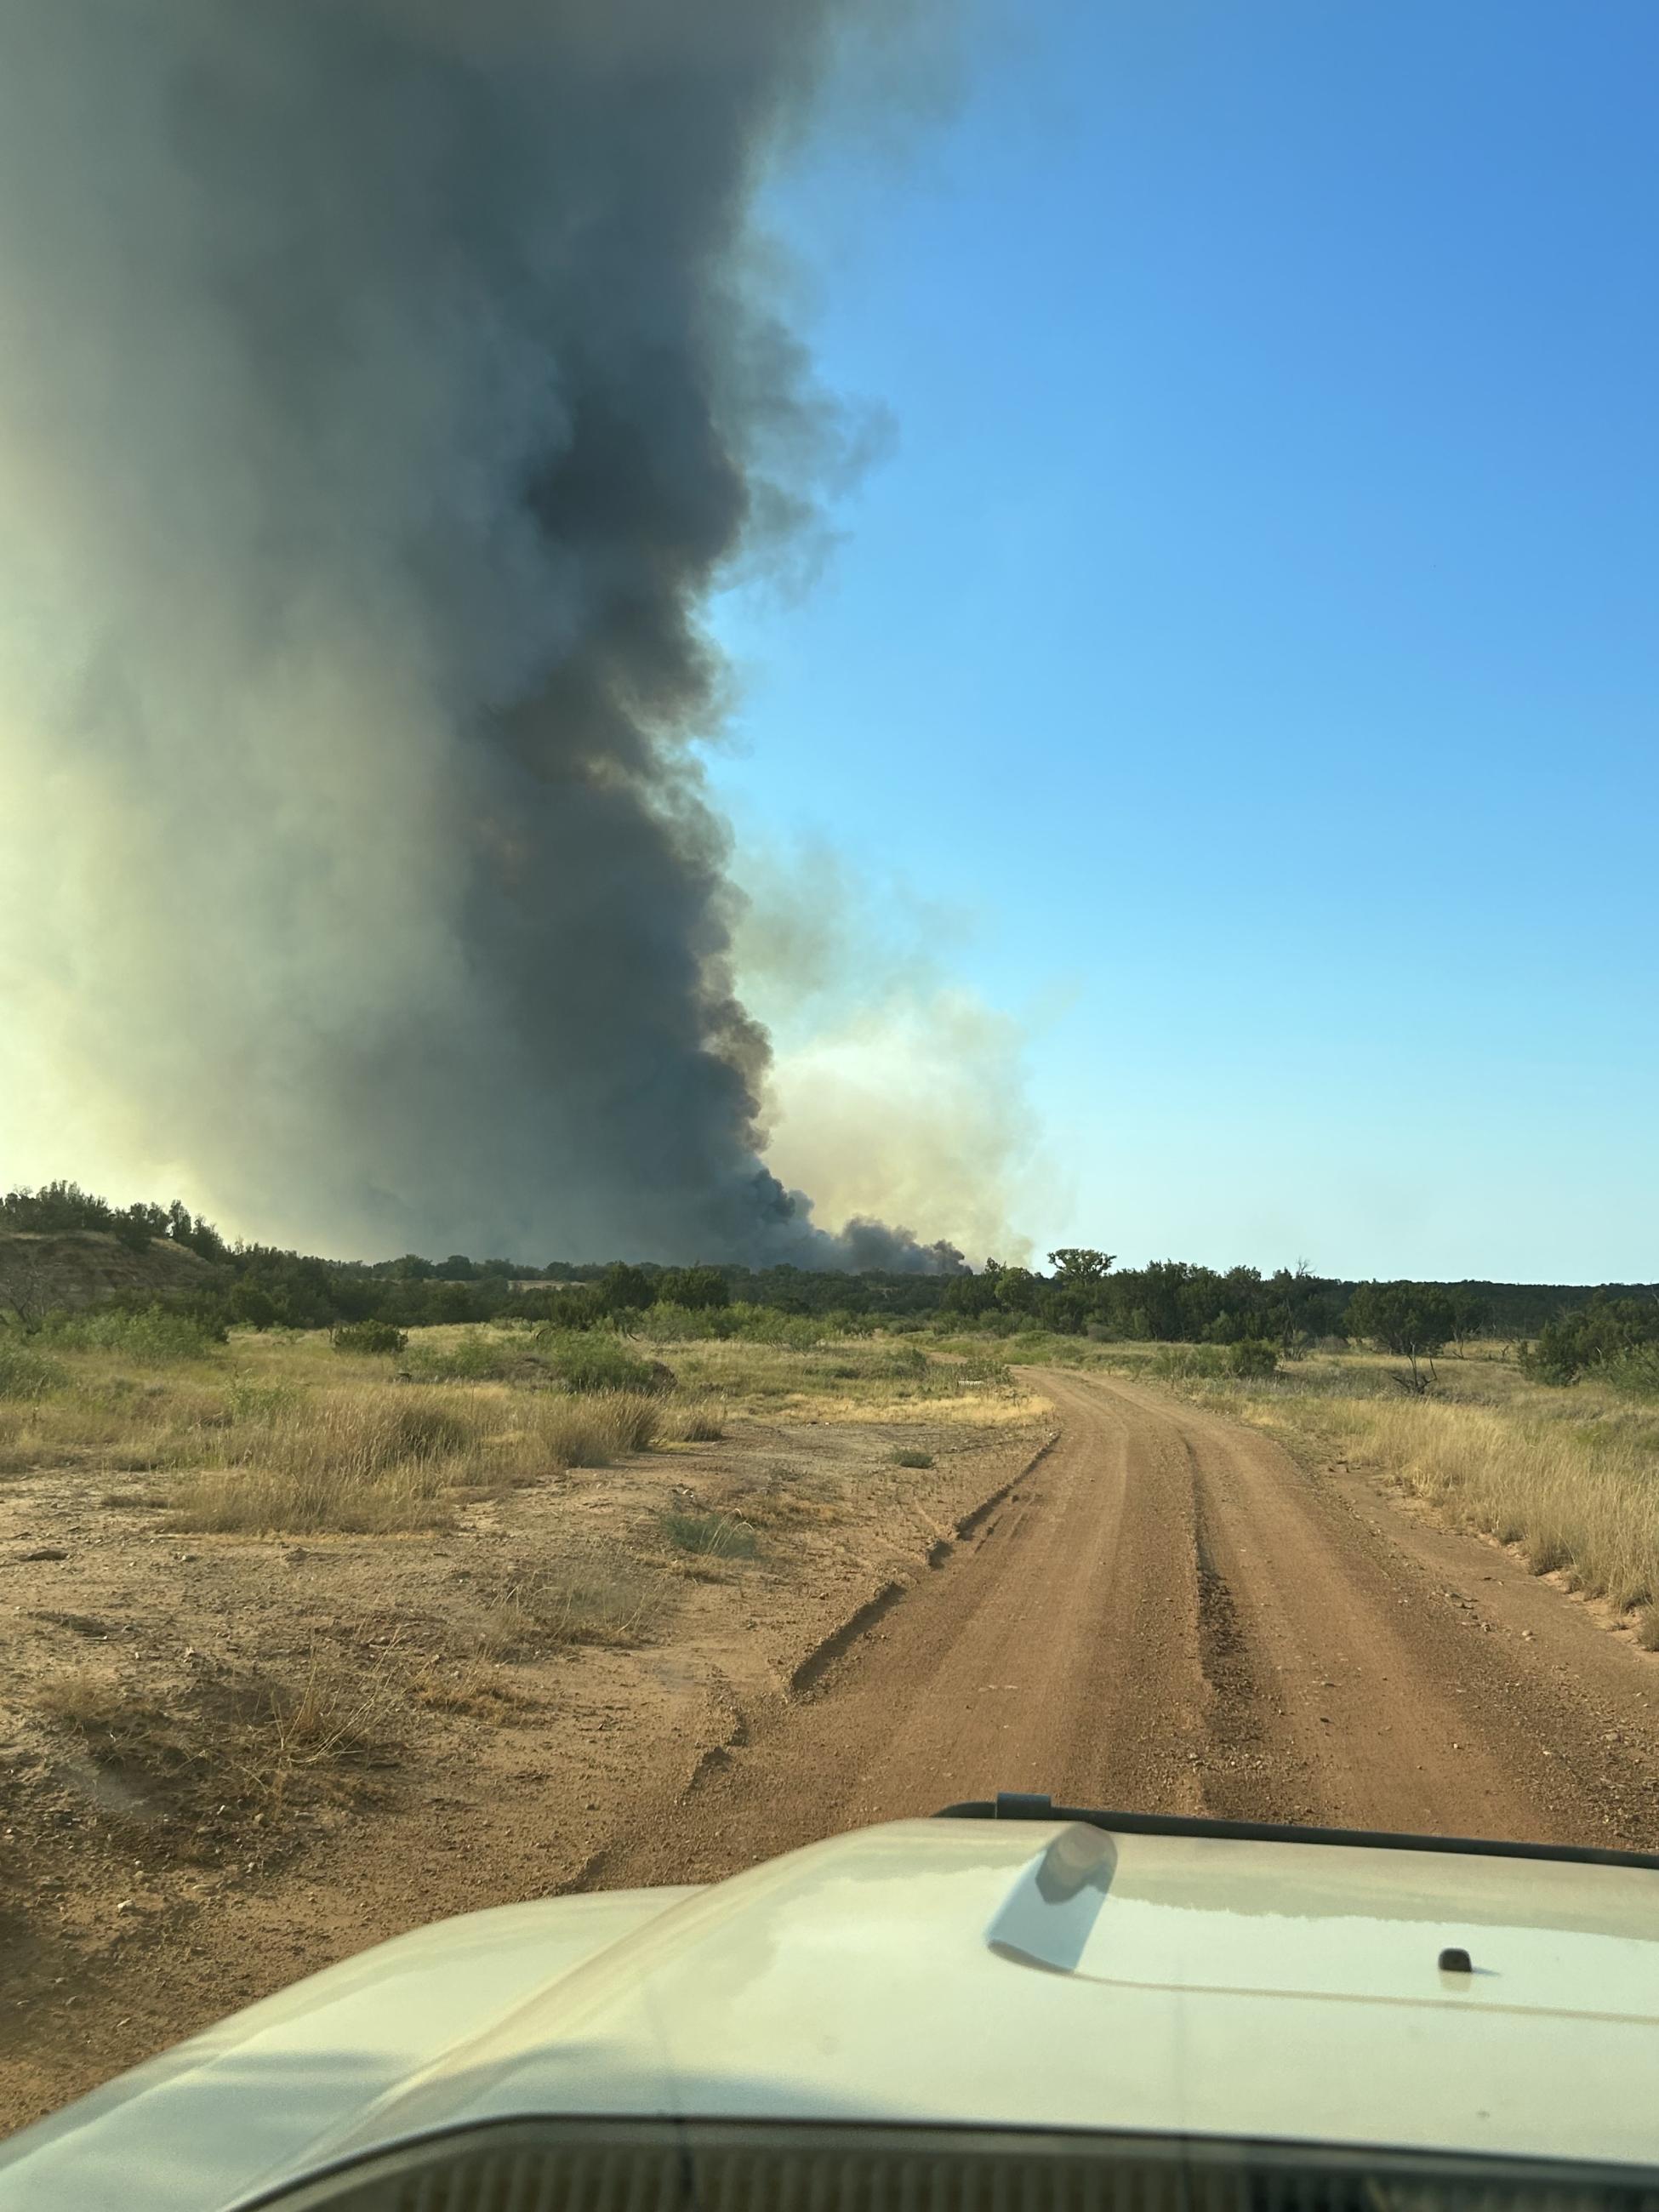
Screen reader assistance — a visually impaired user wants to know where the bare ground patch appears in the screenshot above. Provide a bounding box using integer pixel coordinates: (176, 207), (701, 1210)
(0, 1328), (1047, 2130)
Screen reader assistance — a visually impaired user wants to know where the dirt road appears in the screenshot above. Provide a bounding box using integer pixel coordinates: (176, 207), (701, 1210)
(590, 1368), (1659, 1888)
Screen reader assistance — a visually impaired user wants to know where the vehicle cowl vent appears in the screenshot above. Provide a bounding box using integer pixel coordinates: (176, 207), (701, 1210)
(256, 2118), (1659, 2212)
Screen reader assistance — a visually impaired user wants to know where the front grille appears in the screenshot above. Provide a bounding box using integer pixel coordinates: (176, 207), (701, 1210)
(255, 2119), (1659, 2212)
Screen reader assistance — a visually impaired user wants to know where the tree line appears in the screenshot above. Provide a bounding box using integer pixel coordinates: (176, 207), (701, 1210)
(3, 1181), (1650, 1360)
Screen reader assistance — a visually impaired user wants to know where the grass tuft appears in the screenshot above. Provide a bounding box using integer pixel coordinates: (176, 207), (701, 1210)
(466, 1550), (662, 1654)
(528, 1389), (659, 1466)
(36, 1642), (400, 1836)
(654, 1394), (726, 1443)
(659, 1508), (758, 1561)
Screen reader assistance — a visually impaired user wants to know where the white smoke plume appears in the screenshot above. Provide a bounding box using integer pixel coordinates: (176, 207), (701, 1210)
(0, 0), (966, 1268)
(734, 846), (1052, 1265)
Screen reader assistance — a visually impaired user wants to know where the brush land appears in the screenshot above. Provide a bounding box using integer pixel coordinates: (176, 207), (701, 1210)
(0, 1315), (1049, 2126)
(4, 1187), (1659, 2135)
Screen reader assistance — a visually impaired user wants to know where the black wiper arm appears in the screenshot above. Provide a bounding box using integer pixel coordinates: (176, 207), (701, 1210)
(935, 1793), (1659, 1872)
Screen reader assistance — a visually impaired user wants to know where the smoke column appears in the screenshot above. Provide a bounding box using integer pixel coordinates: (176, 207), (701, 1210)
(0, 0), (963, 1268)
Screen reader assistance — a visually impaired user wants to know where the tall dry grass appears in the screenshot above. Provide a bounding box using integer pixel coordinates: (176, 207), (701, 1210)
(0, 1310), (680, 1532)
(1, 1316), (1008, 1543)
(527, 1388), (658, 1465)
(172, 1386), (487, 1534)
(0, 1370), (229, 1475)
(173, 1385), (663, 1534)
(1157, 1353), (1659, 1648)
(1324, 1394), (1659, 1622)
(653, 1393), (726, 1443)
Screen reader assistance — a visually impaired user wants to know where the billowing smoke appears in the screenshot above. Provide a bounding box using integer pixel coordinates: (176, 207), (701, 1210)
(735, 844), (1052, 1266)
(0, 1), (962, 1270)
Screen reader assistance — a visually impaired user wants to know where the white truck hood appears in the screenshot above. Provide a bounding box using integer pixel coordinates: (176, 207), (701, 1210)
(3, 1817), (1657, 2210)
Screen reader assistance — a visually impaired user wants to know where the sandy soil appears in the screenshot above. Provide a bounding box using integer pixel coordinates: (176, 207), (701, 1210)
(0, 1398), (1047, 2130)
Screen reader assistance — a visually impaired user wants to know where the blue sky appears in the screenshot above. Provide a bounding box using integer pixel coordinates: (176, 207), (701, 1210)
(712, 0), (1659, 1283)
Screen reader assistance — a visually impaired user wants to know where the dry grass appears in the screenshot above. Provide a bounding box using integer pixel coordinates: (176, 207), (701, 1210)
(2, 1320), (994, 1548)
(710, 1464), (841, 1530)
(37, 1641), (401, 1839)
(653, 1394), (726, 1443)
(1146, 1349), (1659, 1648)
(408, 1655), (536, 1719)
(463, 1548), (663, 1655)
(262, 1640), (407, 1776)
(0, 1337), (67, 1400)
(0, 1369), (228, 1476)
(166, 1384), (665, 1535)
(526, 1389), (658, 1465)
(1317, 1393), (1659, 1614)
(660, 1337), (1042, 1427)
(659, 1508), (760, 1562)
(406, 1542), (669, 1717)
(171, 1387), (487, 1534)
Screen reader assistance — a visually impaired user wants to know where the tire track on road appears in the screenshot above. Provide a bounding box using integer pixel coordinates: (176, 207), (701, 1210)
(588, 1368), (1659, 1892)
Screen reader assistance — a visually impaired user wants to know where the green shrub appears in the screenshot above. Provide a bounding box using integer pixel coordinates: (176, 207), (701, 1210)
(890, 1446), (934, 1468)
(0, 1336), (66, 1400)
(229, 1282), (281, 1331)
(884, 1344), (931, 1379)
(1149, 1343), (1229, 1382)
(1604, 1347), (1659, 1401)
(634, 1302), (723, 1343)
(591, 1263), (657, 1315)
(1523, 1297), (1659, 1387)
(743, 1309), (831, 1349)
(1229, 1339), (1280, 1381)
(400, 1328), (536, 1380)
(43, 1303), (223, 1363)
(956, 1355), (1013, 1390)
(225, 1376), (302, 1425)
(630, 1302), (841, 1349)
(536, 1329), (666, 1394)
(659, 1509), (758, 1560)
(654, 1265), (730, 1311)
(331, 1319), (408, 1357)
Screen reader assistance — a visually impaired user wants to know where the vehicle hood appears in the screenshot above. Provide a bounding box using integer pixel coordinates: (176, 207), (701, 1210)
(3, 1818), (1657, 2209)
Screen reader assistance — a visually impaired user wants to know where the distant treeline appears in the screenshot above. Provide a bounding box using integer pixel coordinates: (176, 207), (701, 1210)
(2, 1181), (1651, 1347)
(939, 1252), (1659, 1349)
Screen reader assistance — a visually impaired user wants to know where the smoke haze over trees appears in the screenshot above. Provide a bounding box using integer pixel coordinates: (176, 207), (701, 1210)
(0, 0), (966, 1271)
(5, 1184), (1652, 1362)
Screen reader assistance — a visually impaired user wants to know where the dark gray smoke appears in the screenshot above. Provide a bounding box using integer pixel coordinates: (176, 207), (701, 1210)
(0, 0), (963, 1269)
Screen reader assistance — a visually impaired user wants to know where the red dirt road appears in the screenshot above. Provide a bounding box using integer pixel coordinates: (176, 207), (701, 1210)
(589, 1368), (1659, 1888)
